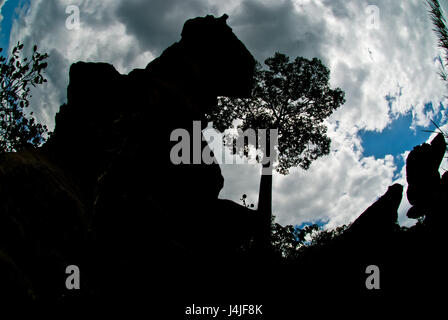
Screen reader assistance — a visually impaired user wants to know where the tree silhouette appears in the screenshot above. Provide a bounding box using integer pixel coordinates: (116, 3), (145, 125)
(0, 42), (48, 152)
(207, 52), (345, 248)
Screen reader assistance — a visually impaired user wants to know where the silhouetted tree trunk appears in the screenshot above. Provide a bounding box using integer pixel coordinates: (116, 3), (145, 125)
(257, 162), (272, 251)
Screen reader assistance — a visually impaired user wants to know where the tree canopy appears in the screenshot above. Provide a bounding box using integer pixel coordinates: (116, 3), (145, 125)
(207, 52), (345, 174)
(0, 42), (48, 152)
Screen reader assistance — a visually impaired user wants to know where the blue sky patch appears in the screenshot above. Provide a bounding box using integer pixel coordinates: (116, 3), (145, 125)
(359, 104), (445, 173)
(296, 220), (327, 230)
(0, 0), (29, 54)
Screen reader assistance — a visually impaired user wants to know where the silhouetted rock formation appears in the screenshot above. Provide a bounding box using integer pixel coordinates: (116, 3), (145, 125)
(0, 14), (256, 303)
(348, 183), (402, 237)
(406, 133), (447, 226)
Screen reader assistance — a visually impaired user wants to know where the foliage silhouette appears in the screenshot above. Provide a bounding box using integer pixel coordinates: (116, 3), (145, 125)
(427, 0), (448, 88)
(425, 1), (448, 171)
(0, 42), (48, 152)
(239, 193), (349, 259)
(271, 219), (349, 259)
(207, 52), (345, 174)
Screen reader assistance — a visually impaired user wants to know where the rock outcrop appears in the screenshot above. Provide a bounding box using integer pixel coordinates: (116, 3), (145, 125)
(0, 14), (256, 303)
(347, 183), (402, 238)
(406, 133), (447, 225)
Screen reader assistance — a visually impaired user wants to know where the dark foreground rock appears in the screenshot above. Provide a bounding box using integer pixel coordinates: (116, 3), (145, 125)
(1, 14), (257, 305)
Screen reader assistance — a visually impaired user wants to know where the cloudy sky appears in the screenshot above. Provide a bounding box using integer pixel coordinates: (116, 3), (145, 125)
(1, 0), (447, 229)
